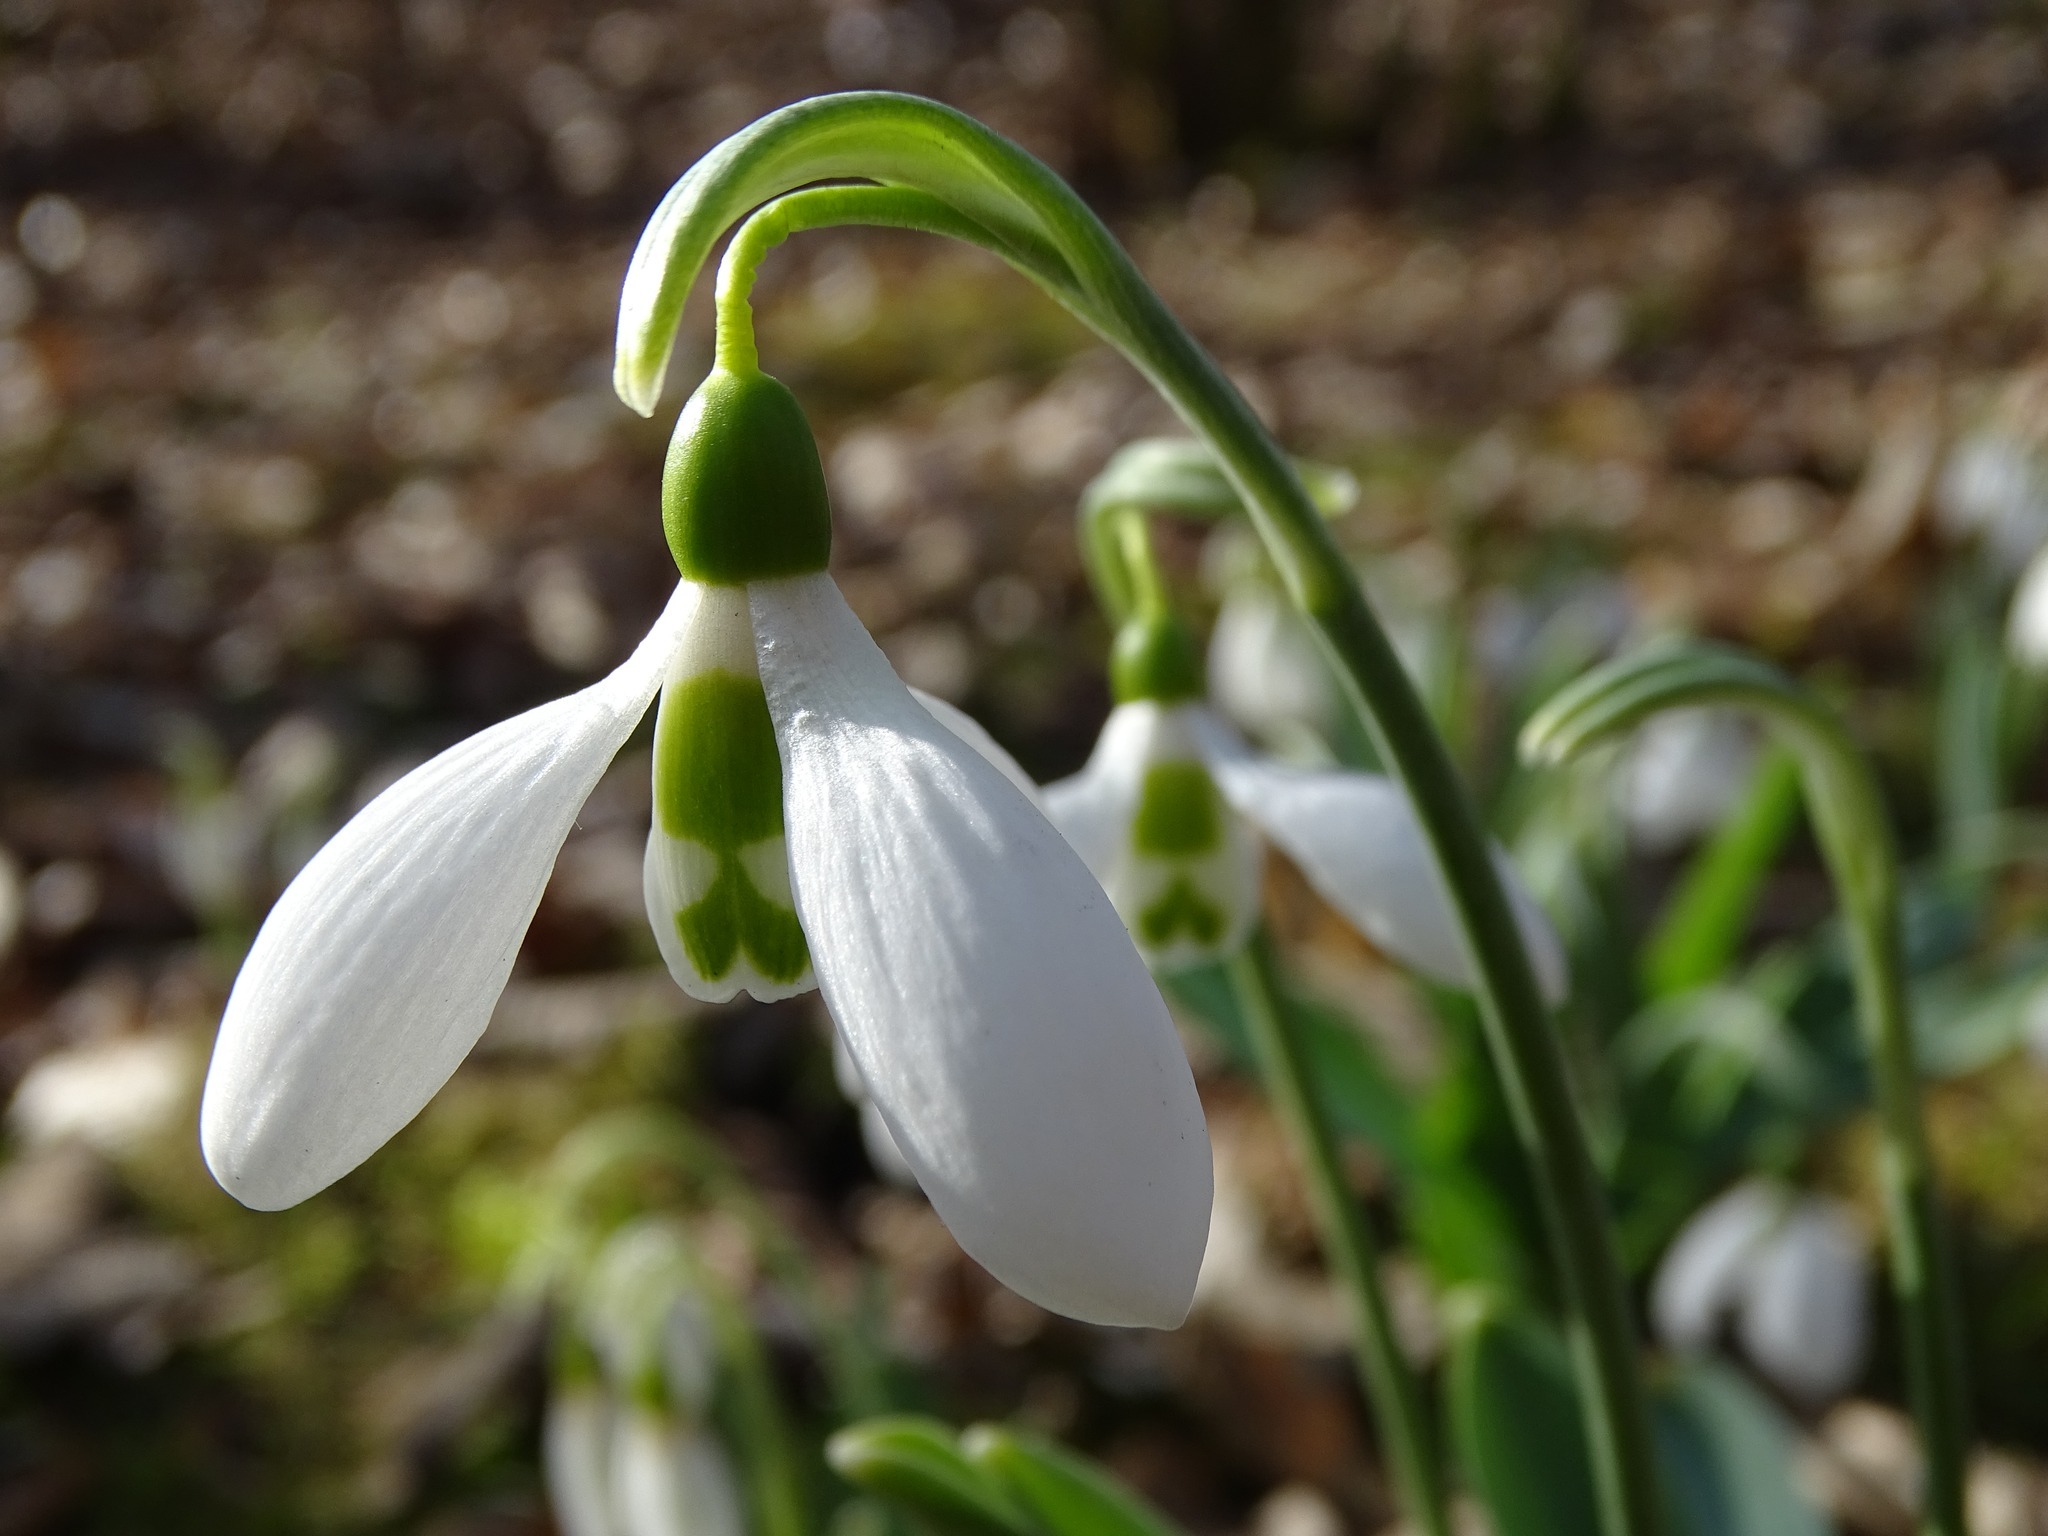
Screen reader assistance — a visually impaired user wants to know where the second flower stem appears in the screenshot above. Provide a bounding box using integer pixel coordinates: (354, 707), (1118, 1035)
(1229, 934), (1453, 1536)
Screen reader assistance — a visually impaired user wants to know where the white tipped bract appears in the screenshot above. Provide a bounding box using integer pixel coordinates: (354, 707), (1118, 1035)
(753, 573), (1213, 1328)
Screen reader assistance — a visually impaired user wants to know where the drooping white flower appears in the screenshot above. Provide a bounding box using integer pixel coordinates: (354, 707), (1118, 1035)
(1615, 706), (1759, 852)
(1651, 1179), (1870, 1404)
(201, 364), (1212, 1330)
(1045, 683), (1567, 1001)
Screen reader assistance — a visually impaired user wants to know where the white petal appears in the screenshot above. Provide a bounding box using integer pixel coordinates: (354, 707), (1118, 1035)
(752, 574), (1212, 1329)
(1736, 1197), (1869, 1403)
(858, 1099), (923, 1189)
(1651, 1180), (1784, 1352)
(200, 582), (700, 1210)
(545, 1387), (621, 1536)
(1201, 728), (1569, 1004)
(611, 1412), (746, 1536)
(1206, 584), (1336, 743)
(911, 688), (1042, 808)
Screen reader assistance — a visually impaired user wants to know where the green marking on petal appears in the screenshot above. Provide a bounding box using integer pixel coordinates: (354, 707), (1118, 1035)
(1131, 761), (1223, 857)
(675, 852), (811, 985)
(654, 671), (785, 849)
(1138, 875), (1226, 947)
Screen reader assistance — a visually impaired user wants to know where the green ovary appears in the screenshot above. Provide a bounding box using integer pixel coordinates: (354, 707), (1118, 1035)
(675, 851), (811, 986)
(653, 665), (810, 986)
(1138, 875), (1226, 948)
(1131, 760), (1223, 856)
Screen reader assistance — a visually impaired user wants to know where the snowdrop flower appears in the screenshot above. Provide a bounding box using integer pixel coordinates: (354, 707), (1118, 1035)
(1652, 1179), (1870, 1404)
(201, 362), (1212, 1329)
(547, 1221), (744, 1536)
(1615, 706), (1759, 852)
(1938, 369), (2048, 571)
(1045, 605), (1567, 999)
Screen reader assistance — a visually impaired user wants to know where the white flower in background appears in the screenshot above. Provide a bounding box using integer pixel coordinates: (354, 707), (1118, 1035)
(1206, 581), (1337, 752)
(10, 1034), (196, 1156)
(1044, 630), (1566, 998)
(2008, 542), (2048, 669)
(1615, 706), (1759, 852)
(1937, 368), (2048, 571)
(546, 1220), (744, 1536)
(201, 363), (1211, 1330)
(1652, 1179), (1870, 1403)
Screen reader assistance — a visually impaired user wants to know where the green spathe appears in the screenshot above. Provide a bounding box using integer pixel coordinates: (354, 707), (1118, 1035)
(663, 367), (832, 584)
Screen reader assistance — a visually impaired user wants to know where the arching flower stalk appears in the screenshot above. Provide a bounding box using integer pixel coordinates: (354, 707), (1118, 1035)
(200, 211), (1213, 1332)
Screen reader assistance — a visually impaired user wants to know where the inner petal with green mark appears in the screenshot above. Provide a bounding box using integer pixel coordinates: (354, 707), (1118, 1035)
(643, 586), (814, 1004)
(1095, 703), (1262, 974)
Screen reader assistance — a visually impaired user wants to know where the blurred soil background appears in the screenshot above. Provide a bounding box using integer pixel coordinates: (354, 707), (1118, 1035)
(8, 0), (2048, 1532)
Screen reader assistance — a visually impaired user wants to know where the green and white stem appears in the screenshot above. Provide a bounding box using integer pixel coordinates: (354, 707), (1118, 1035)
(1524, 640), (1972, 1536)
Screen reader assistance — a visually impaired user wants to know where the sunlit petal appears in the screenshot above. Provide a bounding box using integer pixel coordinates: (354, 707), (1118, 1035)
(1197, 713), (1569, 1004)
(753, 573), (1212, 1329)
(200, 583), (700, 1210)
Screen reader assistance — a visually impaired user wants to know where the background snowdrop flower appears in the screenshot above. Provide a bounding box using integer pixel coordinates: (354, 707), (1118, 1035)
(1615, 706), (1759, 852)
(1651, 1178), (1870, 1404)
(1047, 605), (1567, 1001)
(611, 1410), (746, 1536)
(2008, 542), (2048, 669)
(201, 360), (1211, 1330)
(1206, 580), (1338, 752)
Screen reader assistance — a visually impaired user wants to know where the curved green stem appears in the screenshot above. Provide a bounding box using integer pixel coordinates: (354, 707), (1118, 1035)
(1524, 642), (1972, 1536)
(625, 96), (1662, 1536)
(1230, 935), (1453, 1536)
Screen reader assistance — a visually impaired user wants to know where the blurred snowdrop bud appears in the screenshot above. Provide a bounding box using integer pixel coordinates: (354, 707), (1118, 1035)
(8, 1035), (195, 1156)
(1616, 706), (1758, 852)
(1653, 1179), (1870, 1403)
(2007, 541), (2048, 669)
(611, 1411), (746, 1536)
(1938, 369), (2048, 569)
(1206, 582), (1337, 749)
(581, 1220), (718, 1415)
(546, 1383), (622, 1536)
